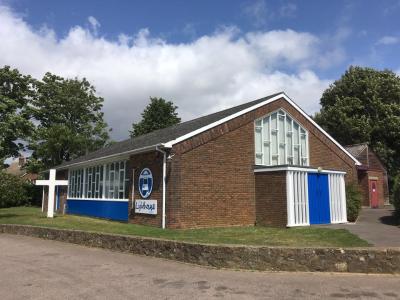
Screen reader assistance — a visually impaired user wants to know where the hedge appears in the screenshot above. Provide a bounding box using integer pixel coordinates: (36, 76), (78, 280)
(0, 171), (32, 208)
(346, 183), (362, 222)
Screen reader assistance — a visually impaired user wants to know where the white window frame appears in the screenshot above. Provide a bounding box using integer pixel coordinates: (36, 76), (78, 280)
(67, 159), (128, 201)
(254, 109), (309, 167)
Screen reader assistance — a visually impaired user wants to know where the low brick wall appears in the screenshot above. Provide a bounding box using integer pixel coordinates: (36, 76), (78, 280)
(1, 224), (399, 274)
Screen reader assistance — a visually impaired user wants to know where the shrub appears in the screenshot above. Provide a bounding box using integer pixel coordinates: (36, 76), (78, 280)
(391, 174), (400, 218)
(346, 183), (362, 222)
(0, 171), (31, 208)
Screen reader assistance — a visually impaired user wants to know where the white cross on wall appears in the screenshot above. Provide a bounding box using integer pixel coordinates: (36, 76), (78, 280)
(36, 169), (68, 218)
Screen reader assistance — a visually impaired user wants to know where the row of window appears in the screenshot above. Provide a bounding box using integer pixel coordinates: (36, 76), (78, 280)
(255, 110), (308, 166)
(68, 160), (129, 200)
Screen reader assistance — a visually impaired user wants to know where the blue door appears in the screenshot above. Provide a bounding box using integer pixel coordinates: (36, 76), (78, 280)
(308, 173), (331, 225)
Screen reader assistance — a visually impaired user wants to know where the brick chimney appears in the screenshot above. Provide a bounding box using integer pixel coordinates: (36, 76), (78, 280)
(18, 156), (26, 167)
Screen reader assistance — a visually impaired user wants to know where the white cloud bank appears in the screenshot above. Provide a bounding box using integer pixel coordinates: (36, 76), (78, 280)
(0, 5), (332, 140)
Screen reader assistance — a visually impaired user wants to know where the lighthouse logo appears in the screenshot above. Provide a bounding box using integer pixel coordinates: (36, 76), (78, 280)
(138, 168), (153, 198)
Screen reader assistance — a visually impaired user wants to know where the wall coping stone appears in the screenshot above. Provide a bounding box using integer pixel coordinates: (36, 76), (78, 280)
(1, 224), (399, 274)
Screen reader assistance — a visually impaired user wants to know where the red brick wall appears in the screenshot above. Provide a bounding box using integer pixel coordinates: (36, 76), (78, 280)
(167, 97), (359, 228)
(367, 150), (389, 203)
(128, 152), (164, 227)
(173, 98), (358, 183)
(255, 171), (287, 227)
(358, 171), (370, 207)
(167, 121), (256, 228)
(356, 147), (389, 207)
(358, 170), (386, 208)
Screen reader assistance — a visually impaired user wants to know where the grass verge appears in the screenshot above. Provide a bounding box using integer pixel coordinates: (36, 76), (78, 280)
(0, 206), (370, 247)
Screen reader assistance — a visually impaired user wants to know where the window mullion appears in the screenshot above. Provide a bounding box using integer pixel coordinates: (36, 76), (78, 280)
(261, 118), (264, 165)
(269, 115), (272, 165)
(298, 125), (301, 165)
(306, 131), (309, 166)
(67, 169), (71, 198)
(103, 164), (106, 199)
(284, 114), (287, 164)
(82, 168), (86, 199)
(291, 119), (294, 165)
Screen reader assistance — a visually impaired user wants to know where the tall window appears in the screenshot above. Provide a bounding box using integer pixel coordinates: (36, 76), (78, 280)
(105, 161), (127, 199)
(69, 169), (84, 198)
(255, 109), (308, 166)
(68, 160), (128, 200)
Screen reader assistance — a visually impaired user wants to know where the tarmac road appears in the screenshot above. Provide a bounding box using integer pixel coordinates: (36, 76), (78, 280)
(0, 234), (399, 300)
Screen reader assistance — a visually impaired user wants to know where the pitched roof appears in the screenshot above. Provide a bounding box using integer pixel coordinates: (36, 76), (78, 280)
(56, 91), (361, 169)
(56, 92), (283, 169)
(344, 143), (368, 159)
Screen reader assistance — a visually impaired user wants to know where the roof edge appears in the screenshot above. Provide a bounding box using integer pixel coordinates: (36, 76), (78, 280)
(164, 92), (361, 166)
(54, 91), (361, 170)
(55, 143), (168, 170)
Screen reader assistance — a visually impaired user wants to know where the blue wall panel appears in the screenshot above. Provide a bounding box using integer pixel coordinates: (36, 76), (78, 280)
(308, 173), (331, 225)
(66, 199), (129, 222)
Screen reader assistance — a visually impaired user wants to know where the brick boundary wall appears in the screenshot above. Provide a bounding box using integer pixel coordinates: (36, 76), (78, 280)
(1, 224), (400, 274)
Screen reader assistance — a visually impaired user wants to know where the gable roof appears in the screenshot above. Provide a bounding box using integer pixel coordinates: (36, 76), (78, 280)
(345, 143), (368, 159)
(345, 143), (387, 171)
(56, 91), (361, 169)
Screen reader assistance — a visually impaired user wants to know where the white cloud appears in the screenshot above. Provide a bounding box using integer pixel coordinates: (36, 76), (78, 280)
(243, 0), (270, 27)
(88, 16), (100, 35)
(279, 3), (297, 18)
(0, 4), (332, 140)
(243, 1), (297, 27)
(376, 36), (399, 45)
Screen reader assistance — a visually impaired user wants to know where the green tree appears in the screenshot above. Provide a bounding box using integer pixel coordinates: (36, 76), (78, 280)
(0, 66), (34, 163)
(130, 97), (181, 137)
(28, 73), (110, 169)
(314, 66), (400, 178)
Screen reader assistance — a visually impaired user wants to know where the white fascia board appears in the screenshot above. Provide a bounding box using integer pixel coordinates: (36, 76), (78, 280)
(164, 92), (361, 166)
(57, 143), (166, 170)
(163, 93), (286, 148)
(254, 166), (347, 175)
(282, 93), (362, 166)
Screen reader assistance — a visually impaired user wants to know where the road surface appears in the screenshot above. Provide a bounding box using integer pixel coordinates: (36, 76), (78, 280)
(0, 234), (399, 299)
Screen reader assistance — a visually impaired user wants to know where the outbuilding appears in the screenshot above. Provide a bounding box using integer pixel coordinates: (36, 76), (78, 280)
(345, 143), (389, 208)
(41, 92), (364, 228)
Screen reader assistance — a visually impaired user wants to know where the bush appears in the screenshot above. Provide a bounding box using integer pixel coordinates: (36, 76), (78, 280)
(0, 171), (31, 208)
(346, 183), (362, 222)
(391, 175), (400, 218)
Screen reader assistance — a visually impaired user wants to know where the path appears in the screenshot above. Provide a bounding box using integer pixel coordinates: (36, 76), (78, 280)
(327, 207), (400, 247)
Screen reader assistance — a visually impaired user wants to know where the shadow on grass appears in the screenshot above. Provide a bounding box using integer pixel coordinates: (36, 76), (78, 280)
(0, 213), (36, 219)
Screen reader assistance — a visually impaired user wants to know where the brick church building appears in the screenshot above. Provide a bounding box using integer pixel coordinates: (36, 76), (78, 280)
(41, 92), (387, 229)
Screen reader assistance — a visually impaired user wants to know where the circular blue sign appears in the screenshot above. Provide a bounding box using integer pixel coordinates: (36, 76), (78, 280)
(138, 168), (153, 198)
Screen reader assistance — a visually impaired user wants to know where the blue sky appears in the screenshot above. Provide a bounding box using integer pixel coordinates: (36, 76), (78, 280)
(1, 0), (400, 139)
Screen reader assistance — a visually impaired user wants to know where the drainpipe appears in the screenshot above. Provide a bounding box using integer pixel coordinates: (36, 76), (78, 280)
(156, 146), (167, 229)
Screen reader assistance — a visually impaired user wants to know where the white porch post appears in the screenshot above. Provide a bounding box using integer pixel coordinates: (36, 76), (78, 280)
(340, 175), (347, 222)
(36, 169), (68, 218)
(286, 171), (295, 227)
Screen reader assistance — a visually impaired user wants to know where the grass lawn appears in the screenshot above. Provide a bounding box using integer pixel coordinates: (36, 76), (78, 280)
(0, 206), (369, 247)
